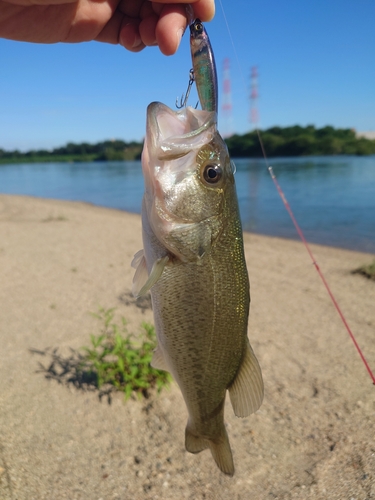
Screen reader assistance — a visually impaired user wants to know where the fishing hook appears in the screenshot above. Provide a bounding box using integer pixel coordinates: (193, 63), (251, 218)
(176, 68), (195, 109)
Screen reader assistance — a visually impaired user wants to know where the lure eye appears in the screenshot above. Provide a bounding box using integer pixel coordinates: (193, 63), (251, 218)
(202, 164), (223, 184)
(193, 20), (203, 33)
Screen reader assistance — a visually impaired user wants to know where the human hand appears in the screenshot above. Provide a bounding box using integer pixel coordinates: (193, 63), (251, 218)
(0, 0), (215, 55)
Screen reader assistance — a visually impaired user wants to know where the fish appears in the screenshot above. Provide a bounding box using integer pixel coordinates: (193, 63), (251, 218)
(132, 101), (264, 476)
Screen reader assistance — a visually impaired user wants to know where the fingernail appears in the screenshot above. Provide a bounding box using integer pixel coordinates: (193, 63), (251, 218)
(132, 34), (142, 49)
(177, 27), (184, 46)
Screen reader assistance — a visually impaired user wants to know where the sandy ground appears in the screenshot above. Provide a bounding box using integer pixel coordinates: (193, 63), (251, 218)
(0, 193), (374, 500)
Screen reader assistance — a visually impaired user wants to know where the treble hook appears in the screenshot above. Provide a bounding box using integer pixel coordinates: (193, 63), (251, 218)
(176, 69), (195, 109)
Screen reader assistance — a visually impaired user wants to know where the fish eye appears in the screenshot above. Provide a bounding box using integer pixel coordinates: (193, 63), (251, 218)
(202, 164), (223, 184)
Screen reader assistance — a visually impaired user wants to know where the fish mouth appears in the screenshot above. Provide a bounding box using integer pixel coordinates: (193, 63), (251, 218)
(146, 102), (217, 159)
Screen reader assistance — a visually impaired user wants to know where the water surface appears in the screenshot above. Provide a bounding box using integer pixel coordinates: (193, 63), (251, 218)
(1, 156), (374, 253)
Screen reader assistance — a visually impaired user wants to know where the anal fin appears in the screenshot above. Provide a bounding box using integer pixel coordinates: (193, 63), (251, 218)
(228, 339), (264, 417)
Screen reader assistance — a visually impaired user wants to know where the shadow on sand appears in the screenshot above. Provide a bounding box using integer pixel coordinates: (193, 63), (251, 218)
(29, 346), (115, 404)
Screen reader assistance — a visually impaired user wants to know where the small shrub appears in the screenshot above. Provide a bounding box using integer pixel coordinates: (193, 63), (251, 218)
(352, 259), (375, 281)
(81, 307), (171, 400)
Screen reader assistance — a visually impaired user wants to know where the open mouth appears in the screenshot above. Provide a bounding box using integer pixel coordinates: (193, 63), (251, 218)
(147, 102), (217, 159)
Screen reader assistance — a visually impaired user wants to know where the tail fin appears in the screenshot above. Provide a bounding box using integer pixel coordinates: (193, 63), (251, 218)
(185, 425), (234, 476)
(185, 427), (208, 454)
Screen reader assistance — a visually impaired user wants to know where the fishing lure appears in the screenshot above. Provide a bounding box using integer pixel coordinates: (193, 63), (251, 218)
(190, 18), (218, 113)
(176, 19), (218, 113)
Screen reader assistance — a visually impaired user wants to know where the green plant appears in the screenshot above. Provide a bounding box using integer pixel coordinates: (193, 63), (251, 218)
(81, 307), (171, 400)
(352, 259), (375, 281)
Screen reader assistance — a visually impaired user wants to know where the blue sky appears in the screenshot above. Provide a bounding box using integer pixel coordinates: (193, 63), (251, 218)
(1, 0), (374, 151)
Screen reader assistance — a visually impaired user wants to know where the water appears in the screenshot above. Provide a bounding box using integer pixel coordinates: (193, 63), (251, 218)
(1, 156), (374, 253)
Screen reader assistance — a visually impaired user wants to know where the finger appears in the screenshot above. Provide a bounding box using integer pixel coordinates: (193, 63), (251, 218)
(119, 19), (145, 52)
(117, 0), (144, 18)
(139, 13), (158, 46)
(152, 0), (215, 22)
(95, 9), (123, 44)
(155, 4), (187, 56)
(4, 0), (76, 5)
(140, 0), (155, 19)
(191, 0), (215, 21)
(151, 2), (163, 16)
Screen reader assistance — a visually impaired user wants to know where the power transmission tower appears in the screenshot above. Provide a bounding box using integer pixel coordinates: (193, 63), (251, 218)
(250, 66), (259, 128)
(221, 58), (233, 137)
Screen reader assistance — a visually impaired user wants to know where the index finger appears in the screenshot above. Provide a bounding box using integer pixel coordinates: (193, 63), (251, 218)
(153, 0), (215, 22)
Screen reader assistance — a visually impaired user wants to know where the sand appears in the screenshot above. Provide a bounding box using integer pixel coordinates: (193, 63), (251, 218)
(0, 193), (374, 500)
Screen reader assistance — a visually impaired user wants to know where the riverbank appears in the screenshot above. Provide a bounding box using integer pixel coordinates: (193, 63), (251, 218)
(0, 194), (374, 499)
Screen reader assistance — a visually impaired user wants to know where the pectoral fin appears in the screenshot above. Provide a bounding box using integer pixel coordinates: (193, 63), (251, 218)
(132, 252), (169, 298)
(131, 249), (145, 269)
(228, 339), (264, 417)
(131, 250), (148, 297)
(151, 346), (169, 372)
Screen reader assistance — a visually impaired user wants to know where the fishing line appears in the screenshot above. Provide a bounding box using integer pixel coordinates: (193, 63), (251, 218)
(217, 0), (375, 385)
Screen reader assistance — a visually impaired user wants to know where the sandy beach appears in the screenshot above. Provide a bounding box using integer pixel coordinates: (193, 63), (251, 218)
(0, 193), (374, 500)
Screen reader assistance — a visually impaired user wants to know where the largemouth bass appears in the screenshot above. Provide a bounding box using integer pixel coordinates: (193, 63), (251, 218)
(132, 102), (263, 476)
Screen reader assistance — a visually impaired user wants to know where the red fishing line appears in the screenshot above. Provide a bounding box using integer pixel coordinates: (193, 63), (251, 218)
(268, 165), (375, 385)
(258, 133), (375, 385)
(218, 0), (374, 385)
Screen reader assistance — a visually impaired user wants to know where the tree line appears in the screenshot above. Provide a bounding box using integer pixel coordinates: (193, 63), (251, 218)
(1, 126), (375, 164)
(225, 125), (375, 157)
(0, 139), (143, 164)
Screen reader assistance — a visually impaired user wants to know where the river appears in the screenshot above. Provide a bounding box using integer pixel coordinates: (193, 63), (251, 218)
(1, 156), (374, 253)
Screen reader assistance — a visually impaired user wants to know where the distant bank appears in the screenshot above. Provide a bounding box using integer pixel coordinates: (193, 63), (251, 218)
(1, 125), (375, 165)
(0, 140), (143, 165)
(225, 125), (375, 157)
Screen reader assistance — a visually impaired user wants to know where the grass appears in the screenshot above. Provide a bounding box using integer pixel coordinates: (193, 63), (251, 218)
(42, 215), (68, 222)
(81, 308), (171, 400)
(352, 259), (375, 281)
(31, 307), (171, 402)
